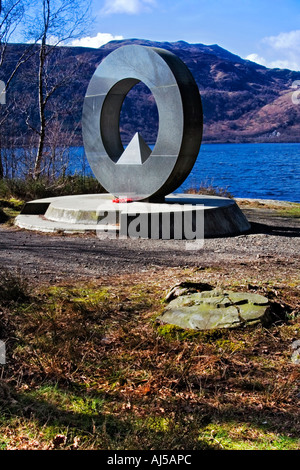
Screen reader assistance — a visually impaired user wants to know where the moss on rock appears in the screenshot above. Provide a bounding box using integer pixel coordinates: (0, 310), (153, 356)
(157, 288), (270, 331)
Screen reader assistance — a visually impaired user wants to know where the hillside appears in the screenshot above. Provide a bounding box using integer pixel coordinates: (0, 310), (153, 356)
(0, 38), (300, 146)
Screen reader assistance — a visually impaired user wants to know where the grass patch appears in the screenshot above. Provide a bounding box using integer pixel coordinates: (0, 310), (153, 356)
(199, 421), (300, 450)
(184, 179), (233, 198)
(277, 205), (300, 218)
(0, 197), (25, 224)
(0, 175), (106, 224)
(236, 199), (300, 218)
(0, 175), (106, 202)
(0, 269), (300, 450)
(156, 323), (225, 343)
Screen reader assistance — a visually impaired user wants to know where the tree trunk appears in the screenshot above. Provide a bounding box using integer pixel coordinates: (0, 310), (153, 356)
(33, 38), (46, 179)
(33, 0), (50, 179)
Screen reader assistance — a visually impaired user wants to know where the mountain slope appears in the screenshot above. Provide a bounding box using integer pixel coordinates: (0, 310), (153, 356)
(102, 38), (300, 143)
(0, 38), (299, 145)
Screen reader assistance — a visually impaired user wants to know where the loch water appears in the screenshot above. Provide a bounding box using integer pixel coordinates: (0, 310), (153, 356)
(175, 143), (300, 203)
(56, 142), (300, 203)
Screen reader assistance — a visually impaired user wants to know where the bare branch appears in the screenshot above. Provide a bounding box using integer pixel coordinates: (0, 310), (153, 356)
(32, 0), (92, 178)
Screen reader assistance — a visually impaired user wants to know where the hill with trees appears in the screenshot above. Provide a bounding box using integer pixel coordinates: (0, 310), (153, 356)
(0, 38), (299, 178)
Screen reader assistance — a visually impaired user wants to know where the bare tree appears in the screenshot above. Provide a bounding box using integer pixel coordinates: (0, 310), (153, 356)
(0, 0), (38, 179)
(0, 0), (25, 66)
(27, 0), (91, 179)
(0, 0), (24, 178)
(0, 0), (91, 180)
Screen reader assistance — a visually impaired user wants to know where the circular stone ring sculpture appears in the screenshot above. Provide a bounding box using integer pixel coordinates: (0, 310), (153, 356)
(82, 45), (203, 201)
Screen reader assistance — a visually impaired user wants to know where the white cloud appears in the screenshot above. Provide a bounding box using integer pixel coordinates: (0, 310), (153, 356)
(245, 53), (267, 66)
(245, 30), (300, 71)
(245, 53), (299, 71)
(70, 32), (124, 48)
(27, 35), (61, 46)
(263, 30), (300, 50)
(101, 0), (156, 15)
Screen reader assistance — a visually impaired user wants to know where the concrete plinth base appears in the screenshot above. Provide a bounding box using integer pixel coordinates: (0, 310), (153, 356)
(15, 193), (251, 238)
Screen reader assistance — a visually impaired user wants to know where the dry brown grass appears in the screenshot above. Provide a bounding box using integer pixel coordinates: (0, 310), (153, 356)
(0, 266), (299, 450)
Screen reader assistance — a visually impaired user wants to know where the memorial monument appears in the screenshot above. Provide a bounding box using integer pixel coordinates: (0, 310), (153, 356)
(15, 45), (251, 239)
(82, 45), (203, 202)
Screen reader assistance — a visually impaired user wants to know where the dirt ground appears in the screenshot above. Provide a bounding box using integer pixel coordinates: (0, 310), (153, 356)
(0, 206), (299, 287)
(0, 204), (299, 451)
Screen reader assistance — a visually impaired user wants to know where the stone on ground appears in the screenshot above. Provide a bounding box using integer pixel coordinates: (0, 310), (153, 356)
(157, 288), (270, 330)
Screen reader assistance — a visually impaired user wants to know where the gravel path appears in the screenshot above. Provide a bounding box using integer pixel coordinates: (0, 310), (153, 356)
(0, 207), (299, 284)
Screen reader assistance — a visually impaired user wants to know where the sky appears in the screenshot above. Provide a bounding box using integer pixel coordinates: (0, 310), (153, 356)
(68, 0), (300, 71)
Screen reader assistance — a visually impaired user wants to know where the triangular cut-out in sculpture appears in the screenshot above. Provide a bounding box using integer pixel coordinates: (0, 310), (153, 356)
(116, 132), (151, 165)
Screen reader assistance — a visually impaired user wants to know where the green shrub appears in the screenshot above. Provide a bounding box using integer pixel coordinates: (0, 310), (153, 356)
(0, 175), (106, 202)
(0, 207), (8, 223)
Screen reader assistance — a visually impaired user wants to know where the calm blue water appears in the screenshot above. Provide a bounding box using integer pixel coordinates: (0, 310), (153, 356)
(3, 143), (298, 201)
(74, 143), (299, 203)
(176, 143), (300, 203)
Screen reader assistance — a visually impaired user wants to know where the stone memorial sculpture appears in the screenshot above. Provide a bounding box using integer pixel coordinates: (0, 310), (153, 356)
(82, 45), (203, 201)
(16, 44), (251, 239)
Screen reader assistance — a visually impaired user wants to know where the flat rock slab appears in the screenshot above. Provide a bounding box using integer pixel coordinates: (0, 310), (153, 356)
(157, 288), (270, 330)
